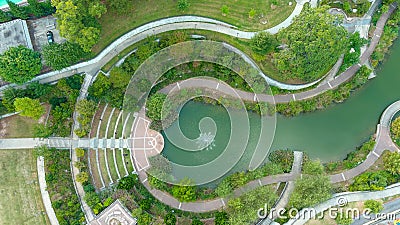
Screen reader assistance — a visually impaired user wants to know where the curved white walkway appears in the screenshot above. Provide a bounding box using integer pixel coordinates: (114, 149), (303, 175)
(37, 156), (59, 225)
(0, 0), (317, 92)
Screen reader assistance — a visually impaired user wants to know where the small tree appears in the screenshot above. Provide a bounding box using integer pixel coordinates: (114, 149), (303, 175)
(33, 145), (52, 158)
(14, 97), (45, 120)
(0, 46), (42, 84)
(391, 117), (400, 139)
(221, 5), (229, 16)
(76, 172), (89, 183)
(109, 0), (132, 13)
(75, 148), (85, 158)
(383, 151), (400, 175)
(177, 0), (190, 11)
(248, 9), (256, 19)
(164, 212), (176, 225)
(215, 211), (228, 225)
(34, 124), (53, 138)
(302, 160), (325, 175)
(250, 32), (279, 55)
(117, 174), (138, 190)
(364, 200), (383, 213)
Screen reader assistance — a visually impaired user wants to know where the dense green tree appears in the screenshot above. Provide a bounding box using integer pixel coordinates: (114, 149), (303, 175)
(177, 0), (190, 11)
(27, 0), (46, 17)
(88, 1), (107, 18)
(42, 42), (87, 70)
(248, 8), (256, 19)
(391, 117), (400, 139)
(14, 97), (45, 119)
(172, 178), (197, 202)
(7, 0), (28, 19)
(146, 93), (168, 121)
(227, 186), (278, 224)
(383, 151), (400, 175)
(53, 0), (105, 52)
(288, 175), (332, 209)
(364, 200), (383, 213)
(250, 32), (279, 54)
(0, 10), (11, 22)
(303, 159), (325, 175)
(139, 199), (152, 211)
(164, 212), (177, 225)
(34, 124), (53, 138)
(274, 6), (348, 82)
(0, 46), (42, 84)
(1, 87), (28, 112)
(349, 171), (394, 191)
(117, 174), (138, 190)
(215, 211), (229, 225)
(84, 192), (101, 208)
(75, 99), (97, 137)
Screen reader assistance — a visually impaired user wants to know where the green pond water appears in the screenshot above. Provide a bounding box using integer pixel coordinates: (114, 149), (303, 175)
(0, 0), (22, 7)
(162, 39), (400, 184)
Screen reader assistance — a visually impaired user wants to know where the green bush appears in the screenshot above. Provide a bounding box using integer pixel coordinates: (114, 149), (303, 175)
(364, 200), (383, 213)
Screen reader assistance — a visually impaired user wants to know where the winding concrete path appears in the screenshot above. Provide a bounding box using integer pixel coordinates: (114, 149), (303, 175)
(159, 2), (398, 104)
(0, 0), (322, 92)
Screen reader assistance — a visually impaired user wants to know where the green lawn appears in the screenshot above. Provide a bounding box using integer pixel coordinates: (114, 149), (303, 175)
(98, 149), (111, 186)
(0, 150), (49, 225)
(106, 149), (120, 182)
(124, 149), (135, 173)
(123, 114), (135, 139)
(94, 0), (295, 53)
(115, 149), (127, 177)
(116, 114), (125, 138)
(107, 109), (121, 139)
(98, 107), (113, 138)
(89, 149), (103, 190)
(89, 104), (105, 138)
(0, 115), (38, 138)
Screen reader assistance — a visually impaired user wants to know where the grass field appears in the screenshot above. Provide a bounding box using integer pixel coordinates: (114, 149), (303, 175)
(0, 150), (49, 225)
(94, 0), (295, 53)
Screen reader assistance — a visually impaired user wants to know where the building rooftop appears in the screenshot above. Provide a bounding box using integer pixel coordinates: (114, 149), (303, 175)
(0, 19), (33, 54)
(90, 199), (137, 225)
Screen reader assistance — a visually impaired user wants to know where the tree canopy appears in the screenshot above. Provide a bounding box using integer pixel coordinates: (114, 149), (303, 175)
(250, 32), (278, 55)
(391, 117), (400, 139)
(14, 97), (45, 119)
(42, 41), (87, 70)
(288, 174), (332, 209)
(0, 46), (42, 84)
(274, 5), (348, 82)
(52, 0), (106, 52)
